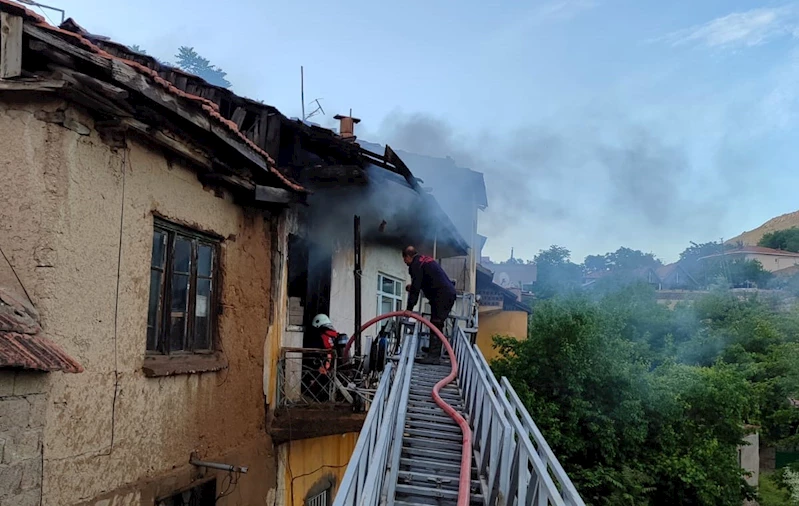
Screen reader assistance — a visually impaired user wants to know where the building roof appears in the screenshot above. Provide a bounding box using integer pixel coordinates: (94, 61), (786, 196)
(480, 261), (538, 288)
(0, 288), (83, 373)
(0, 0), (304, 193)
(700, 246), (799, 260)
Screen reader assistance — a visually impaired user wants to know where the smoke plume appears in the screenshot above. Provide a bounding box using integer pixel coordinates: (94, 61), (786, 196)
(366, 110), (750, 262)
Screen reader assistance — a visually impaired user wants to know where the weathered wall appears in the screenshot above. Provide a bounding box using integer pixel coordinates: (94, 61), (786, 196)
(0, 96), (277, 505)
(0, 371), (48, 506)
(275, 433), (358, 506)
(475, 310), (528, 362)
(740, 432), (759, 487)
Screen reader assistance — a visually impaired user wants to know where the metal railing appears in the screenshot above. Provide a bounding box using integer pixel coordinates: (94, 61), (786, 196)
(333, 326), (419, 506)
(454, 326), (585, 506)
(276, 347), (338, 406)
(332, 303), (585, 506)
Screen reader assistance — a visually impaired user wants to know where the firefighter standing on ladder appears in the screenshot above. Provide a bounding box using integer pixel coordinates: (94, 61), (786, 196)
(403, 245), (456, 365)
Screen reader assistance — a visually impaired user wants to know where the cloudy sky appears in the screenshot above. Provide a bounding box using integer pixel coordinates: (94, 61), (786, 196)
(33, 0), (799, 263)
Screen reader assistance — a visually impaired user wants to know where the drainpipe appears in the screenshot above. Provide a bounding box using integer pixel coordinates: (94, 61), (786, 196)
(354, 215), (362, 357)
(433, 233), (438, 260)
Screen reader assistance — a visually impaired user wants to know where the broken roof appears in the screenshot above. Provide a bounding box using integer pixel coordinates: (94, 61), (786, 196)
(0, 0), (303, 194)
(0, 288), (83, 373)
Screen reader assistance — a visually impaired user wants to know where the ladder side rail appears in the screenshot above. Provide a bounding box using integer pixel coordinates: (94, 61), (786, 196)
(332, 360), (395, 506)
(357, 327), (417, 506)
(454, 327), (514, 506)
(383, 331), (418, 506)
(500, 377), (584, 506)
(467, 336), (573, 506)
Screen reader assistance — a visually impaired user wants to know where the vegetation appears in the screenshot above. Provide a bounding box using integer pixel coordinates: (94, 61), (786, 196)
(759, 228), (799, 253)
(174, 47), (232, 88)
(491, 285), (799, 505)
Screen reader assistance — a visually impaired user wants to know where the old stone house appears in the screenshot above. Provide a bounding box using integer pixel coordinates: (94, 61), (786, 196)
(0, 4), (468, 505)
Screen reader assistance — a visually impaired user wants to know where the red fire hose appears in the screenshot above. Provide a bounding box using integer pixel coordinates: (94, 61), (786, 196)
(348, 310), (472, 506)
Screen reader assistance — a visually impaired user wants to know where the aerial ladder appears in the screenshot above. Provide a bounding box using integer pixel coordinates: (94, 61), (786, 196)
(333, 297), (586, 506)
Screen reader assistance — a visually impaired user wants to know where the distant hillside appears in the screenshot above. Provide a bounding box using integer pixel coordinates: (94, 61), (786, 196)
(727, 210), (799, 245)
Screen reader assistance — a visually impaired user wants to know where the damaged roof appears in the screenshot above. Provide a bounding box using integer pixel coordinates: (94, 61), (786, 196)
(0, 288), (83, 373)
(0, 0), (304, 193)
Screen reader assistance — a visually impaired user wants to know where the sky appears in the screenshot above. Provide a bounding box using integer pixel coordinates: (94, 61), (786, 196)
(30, 0), (799, 263)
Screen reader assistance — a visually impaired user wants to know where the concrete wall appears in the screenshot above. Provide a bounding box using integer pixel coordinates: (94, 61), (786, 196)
(275, 433), (358, 506)
(0, 97), (277, 505)
(475, 310), (528, 363)
(740, 432), (759, 487)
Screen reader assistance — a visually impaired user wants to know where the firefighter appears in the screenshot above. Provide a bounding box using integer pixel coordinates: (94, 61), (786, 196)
(403, 245), (456, 365)
(304, 314), (337, 400)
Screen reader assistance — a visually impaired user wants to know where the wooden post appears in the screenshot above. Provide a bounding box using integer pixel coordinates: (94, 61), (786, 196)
(0, 13), (22, 78)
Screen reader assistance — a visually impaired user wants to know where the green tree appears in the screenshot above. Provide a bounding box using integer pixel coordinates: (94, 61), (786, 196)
(605, 247), (662, 271)
(491, 289), (769, 505)
(584, 254), (609, 274)
(129, 44), (146, 54)
(759, 228), (799, 253)
(533, 246), (583, 298)
(175, 46), (232, 88)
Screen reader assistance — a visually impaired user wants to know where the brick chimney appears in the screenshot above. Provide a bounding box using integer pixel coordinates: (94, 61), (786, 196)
(334, 114), (361, 141)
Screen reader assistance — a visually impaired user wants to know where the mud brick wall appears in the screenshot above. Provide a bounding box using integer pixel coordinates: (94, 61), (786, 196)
(0, 371), (46, 506)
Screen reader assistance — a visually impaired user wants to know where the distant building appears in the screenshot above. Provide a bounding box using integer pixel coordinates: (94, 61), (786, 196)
(656, 263), (700, 290)
(480, 258), (538, 292)
(700, 246), (799, 273)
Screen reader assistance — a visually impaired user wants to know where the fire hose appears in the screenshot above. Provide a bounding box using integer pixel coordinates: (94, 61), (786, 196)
(347, 310), (473, 506)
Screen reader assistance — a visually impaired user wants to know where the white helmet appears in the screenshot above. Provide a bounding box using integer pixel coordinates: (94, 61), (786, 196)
(311, 314), (333, 329)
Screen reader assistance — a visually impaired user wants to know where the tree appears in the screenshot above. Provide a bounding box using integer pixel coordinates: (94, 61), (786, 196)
(605, 247), (661, 271)
(129, 44), (146, 54)
(175, 46), (232, 88)
(584, 254), (609, 274)
(759, 228), (799, 253)
(533, 246), (583, 298)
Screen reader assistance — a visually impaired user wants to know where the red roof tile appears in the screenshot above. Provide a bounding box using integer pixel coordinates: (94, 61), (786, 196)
(0, 288), (83, 374)
(0, 0), (304, 193)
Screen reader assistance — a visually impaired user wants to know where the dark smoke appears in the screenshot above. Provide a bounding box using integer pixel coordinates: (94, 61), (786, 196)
(366, 110), (737, 261)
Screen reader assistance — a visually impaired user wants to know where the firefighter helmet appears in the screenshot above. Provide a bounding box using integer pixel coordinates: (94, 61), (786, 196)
(311, 314), (333, 329)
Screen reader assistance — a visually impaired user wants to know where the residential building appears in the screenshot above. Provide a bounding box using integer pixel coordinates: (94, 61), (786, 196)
(656, 263), (700, 290)
(480, 257), (538, 292)
(700, 246), (799, 273)
(0, 6), (467, 506)
(474, 264), (530, 362)
(358, 141), (488, 296)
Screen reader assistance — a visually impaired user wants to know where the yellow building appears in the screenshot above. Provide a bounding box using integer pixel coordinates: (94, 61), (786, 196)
(475, 264), (531, 362)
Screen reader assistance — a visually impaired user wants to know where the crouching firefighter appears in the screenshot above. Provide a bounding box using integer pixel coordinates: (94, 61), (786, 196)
(305, 314), (338, 400)
(403, 245), (457, 365)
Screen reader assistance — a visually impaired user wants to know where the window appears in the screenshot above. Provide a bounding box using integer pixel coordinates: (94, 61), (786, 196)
(377, 273), (403, 326)
(305, 487), (331, 506)
(147, 219), (219, 355)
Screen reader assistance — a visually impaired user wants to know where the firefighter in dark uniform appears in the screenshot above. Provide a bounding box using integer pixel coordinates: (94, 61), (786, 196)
(403, 246), (456, 365)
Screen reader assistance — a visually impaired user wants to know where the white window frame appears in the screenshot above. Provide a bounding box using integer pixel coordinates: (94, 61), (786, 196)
(376, 273), (403, 321)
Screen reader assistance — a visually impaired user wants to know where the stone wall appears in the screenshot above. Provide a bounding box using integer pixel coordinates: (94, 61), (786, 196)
(0, 371), (47, 506)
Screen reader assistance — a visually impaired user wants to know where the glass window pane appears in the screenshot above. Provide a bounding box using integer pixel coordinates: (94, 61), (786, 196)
(152, 231), (166, 268)
(381, 277), (395, 295)
(194, 279), (212, 350)
(173, 237), (192, 274)
(146, 269), (162, 351)
(170, 273), (189, 351)
(395, 299), (402, 311)
(380, 296), (393, 315)
(198, 244), (213, 278)
(394, 282), (402, 296)
(377, 276), (382, 292)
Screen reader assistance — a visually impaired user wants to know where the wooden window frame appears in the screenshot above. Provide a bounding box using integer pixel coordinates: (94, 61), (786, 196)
(144, 218), (226, 377)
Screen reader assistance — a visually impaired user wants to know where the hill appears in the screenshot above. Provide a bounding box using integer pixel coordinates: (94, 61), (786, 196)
(727, 210), (799, 246)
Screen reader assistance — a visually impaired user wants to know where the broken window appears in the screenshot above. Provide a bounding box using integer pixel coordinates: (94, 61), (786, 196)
(287, 234), (308, 328)
(147, 219), (219, 355)
(156, 479), (216, 506)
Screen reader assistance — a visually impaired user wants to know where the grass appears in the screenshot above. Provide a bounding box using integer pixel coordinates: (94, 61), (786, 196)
(758, 471), (792, 506)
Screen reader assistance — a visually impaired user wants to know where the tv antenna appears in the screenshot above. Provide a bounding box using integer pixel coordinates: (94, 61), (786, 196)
(16, 0), (65, 24)
(300, 66), (326, 122)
